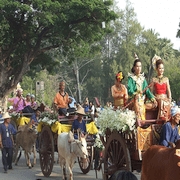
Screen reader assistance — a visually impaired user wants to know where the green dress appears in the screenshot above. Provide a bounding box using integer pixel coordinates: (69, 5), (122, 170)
(127, 73), (154, 120)
(128, 73), (154, 99)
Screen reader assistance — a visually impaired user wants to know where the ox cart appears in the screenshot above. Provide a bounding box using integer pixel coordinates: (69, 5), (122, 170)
(38, 113), (95, 177)
(98, 108), (163, 180)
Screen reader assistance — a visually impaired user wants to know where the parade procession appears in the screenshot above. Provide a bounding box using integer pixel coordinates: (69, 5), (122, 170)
(0, 1), (180, 180)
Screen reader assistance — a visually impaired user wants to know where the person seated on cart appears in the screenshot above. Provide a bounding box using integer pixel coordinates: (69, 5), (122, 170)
(22, 93), (35, 114)
(67, 96), (77, 114)
(71, 105), (87, 139)
(30, 107), (41, 125)
(25, 93), (31, 106)
(111, 71), (128, 109)
(151, 55), (172, 122)
(30, 94), (38, 111)
(127, 55), (157, 123)
(54, 81), (70, 116)
(83, 97), (90, 115)
(159, 106), (180, 148)
(9, 89), (26, 113)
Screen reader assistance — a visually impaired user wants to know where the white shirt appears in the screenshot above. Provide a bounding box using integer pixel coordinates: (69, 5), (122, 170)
(90, 105), (95, 115)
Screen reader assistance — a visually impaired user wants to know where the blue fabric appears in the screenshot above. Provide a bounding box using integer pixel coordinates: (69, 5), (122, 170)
(159, 122), (180, 147)
(83, 105), (89, 113)
(0, 114), (3, 124)
(0, 123), (16, 148)
(69, 97), (76, 108)
(58, 108), (67, 115)
(31, 113), (38, 123)
(71, 119), (87, 139)
(1, 147), (13, 171)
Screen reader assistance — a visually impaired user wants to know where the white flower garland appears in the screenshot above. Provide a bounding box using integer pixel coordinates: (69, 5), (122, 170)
(39, 116), (57, 126)
(96, 108), (136, 135)
(94, 132), (104, 150)
(38, 112), (58, 126)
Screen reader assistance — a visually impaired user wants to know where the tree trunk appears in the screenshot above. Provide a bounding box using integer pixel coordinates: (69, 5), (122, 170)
(0, 96), (8, 112)
(0, 54), (33, 104)
(73, 63), (82, 104)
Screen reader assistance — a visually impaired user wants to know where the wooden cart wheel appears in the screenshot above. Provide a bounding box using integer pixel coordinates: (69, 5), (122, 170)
(39, 125), (54, 177)
(103, 131), (131, 180)
(78, 145), (94, 174)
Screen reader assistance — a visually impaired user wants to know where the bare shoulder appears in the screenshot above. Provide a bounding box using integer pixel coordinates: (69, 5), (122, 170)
(163, 77), (169, 81)
(121, 84), (127, 89)
(111, 85), (115, 89)
(152, 77), (157, 81)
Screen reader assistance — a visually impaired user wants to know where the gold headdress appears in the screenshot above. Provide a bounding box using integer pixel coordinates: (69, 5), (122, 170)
(134, 52), (139, 60)
(152, 54), (161, 70)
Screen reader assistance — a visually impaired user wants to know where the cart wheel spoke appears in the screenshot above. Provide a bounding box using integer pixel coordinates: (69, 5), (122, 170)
(103, 131), (131, 180)
(39, 126), (54, 177)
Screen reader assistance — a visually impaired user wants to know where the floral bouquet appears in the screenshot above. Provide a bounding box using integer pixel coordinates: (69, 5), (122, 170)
(10, 112), (21, 121)
(96, 108), (136, 135)
(38, 111), (59, 126)
(94, 133), (104, 150)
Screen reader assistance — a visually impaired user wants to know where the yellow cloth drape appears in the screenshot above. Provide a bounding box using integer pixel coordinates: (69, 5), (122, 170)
(16, 117), (30, 126)
(86, 121), (98, 134)
(61, 124), (72, 133)
(37, 121), (72, 134)
(37, 121), (98, 135)
(51, 121), (62, 134)
(37, 122), (43, 133)
(51, 122), (72, 134)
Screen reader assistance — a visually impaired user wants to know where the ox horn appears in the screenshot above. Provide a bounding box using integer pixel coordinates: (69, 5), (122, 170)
(77, 129), (80, 140)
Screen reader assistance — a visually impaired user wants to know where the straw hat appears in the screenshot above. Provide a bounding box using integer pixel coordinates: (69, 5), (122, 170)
(1, 112), (11, 120)
(75, 106), (86, 116)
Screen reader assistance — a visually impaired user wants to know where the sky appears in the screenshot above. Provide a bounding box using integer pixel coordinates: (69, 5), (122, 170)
(118, 0), (180, 50)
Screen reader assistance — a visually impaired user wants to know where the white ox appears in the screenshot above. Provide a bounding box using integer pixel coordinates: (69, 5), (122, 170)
(57, 131), (88, 180)
(13, 122), (37, 168)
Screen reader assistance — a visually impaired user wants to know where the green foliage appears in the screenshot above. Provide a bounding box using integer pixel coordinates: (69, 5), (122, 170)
(0, 0), (117, 98)
(21, 70), (58, 106)
(163, 56), (180, 101)
(9, 0), (180, 107)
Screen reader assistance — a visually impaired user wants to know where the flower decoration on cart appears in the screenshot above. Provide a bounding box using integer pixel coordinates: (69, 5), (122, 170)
(37, 112), (70, 134)
(37, 111), (99, 135)
(94, 132), (104, 150)
(10, 112), (31, 126)
(38, 111), (58, 126)
(96, 108), (136, 134)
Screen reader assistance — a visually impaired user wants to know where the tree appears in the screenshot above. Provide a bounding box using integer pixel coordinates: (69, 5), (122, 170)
(20, 70), (58, 106)
(0, 0), (117, 99)
(137, 30), (175, 83)
(15, 0), (180, 106)
(97, 0), (143, 103)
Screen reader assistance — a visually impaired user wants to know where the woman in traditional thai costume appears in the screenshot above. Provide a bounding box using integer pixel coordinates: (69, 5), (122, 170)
(151, 55), (172, 121)
(128, 58), (157, 121)
(111, 71), (128, 109)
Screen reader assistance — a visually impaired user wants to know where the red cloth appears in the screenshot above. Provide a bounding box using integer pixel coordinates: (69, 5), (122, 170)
(154, 83), (167, 94)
